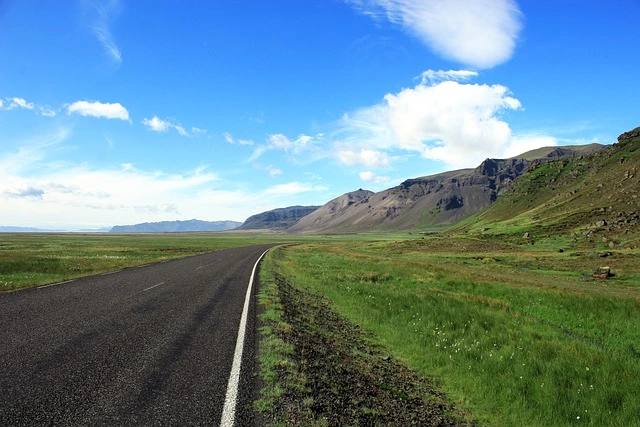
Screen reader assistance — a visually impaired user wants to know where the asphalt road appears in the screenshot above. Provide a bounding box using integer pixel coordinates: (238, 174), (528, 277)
(0, 244), (274, 426)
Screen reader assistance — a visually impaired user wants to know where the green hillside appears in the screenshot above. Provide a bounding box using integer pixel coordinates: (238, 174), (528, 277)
(454, 127), (640, 244)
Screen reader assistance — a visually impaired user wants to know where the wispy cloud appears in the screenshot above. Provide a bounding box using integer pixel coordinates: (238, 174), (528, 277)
(249, 132), (326, 163)
(224, 132), (254, 146)
(81, 0), (122, 63)
(67, 100), (130, 120)
(335, 143), (390, 168)
(1, 97), (57, 117)
(348, 0), (523, 69)
(359, 171), (391, 184)
(0, 127), (71, 175)
(143, 115), (202, 137)
(263, 182), (328, 196)
(253, 163), (283, 177)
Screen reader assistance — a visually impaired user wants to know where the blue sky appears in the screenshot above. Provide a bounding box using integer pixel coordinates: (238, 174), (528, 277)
(1, 0), (639, 229)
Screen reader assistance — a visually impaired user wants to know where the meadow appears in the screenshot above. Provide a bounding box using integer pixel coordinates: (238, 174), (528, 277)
(0, 232), (291, 291)
(261, 236), (640, 425)
(0, 232), (400, 291)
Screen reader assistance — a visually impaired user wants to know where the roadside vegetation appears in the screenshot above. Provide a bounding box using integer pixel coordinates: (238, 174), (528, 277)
(258, 236), (640, 425)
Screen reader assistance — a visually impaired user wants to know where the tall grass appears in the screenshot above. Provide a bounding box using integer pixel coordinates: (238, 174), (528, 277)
(271, 239), (640, 425)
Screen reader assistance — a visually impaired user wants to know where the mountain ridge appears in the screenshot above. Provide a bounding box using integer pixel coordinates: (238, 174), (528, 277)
(237, 205), (321, 230)
(287, 144), (604, 234)
(109, 219), (241, 233)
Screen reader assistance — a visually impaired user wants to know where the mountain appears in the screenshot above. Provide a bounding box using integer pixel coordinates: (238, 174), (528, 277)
(237, 205), (321, 230)
(454, 127), (640, 239)
(287, 190), (374, 233)
(0, 226), (63, 232)
(109, 219), (242, 233)
(288, 144), (604, 234)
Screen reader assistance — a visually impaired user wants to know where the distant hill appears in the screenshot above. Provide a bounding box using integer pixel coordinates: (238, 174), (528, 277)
(237, 206), (321, 230)
(0, 226), (63, 233)
(109, 219), (241, 233)
(454, 127), (640, 239)
(288, 144), (605, 234)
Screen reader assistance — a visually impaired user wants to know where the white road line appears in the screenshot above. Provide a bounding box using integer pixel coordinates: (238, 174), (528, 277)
(37, 279), (76, 289)
(142, 282), (165, 292)
(195, 266), (204, 270)
(220, 248), (270, 427)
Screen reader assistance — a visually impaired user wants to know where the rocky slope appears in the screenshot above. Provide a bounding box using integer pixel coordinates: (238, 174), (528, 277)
(458, 127), (640, 239)
(288, 144), (603, 234)
(237, 205), (321, 230)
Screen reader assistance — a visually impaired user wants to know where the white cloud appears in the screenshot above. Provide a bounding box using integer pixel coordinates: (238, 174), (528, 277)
(0, 129), (331, 229)
(142, 116), (171, 132)
(82, 0), (122, 63)
(359, 171), (391, 184)
(248, 132), (324, 164)
(1, 97), (56, 116)
(224, 132), (254, 145)
(143, 115), (199, 136)
(506, 134), (558, 158)
(253, 163), (283, 177)
(349, 0), (523, 69)
(268, 133), (314, 152)
(67, 100), (130, 120)
(335, 143), (390, 168)
(335, 70), (537, 169)
(264, 182), (328, 196)
(6, 97), (34, 110)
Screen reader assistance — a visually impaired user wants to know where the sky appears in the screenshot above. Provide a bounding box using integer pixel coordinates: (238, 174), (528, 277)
(1, 0), (639, 230)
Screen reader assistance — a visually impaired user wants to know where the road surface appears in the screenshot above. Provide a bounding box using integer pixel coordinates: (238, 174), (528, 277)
(0, 244), (274, 426)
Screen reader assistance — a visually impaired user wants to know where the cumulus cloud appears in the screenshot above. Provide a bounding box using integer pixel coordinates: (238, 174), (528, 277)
(349, 0), (523, 69)
(82, 0), (122, 63)
(67, 100), (130, 120)
(333, 69), (548, 169)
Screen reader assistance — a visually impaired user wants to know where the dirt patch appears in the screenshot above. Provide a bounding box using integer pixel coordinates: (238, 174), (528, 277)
(270, 272), (472, 426)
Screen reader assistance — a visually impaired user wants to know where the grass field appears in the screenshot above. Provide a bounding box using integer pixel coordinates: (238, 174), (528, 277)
(263, 236), (640, 425)
(5, 231), (640, 424)
(0, 232), (289, 291)
(0, 232), (407, 291)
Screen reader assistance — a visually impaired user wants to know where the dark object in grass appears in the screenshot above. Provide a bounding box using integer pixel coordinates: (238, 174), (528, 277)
(593, 266), (611, 279)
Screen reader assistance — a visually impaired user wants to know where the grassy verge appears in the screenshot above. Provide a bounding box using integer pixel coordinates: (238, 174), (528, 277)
(255, 246), (471, 425)
(264, 237), (640, 425)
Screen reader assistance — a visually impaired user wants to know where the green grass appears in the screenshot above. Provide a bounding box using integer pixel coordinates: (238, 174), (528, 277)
(268, 237), (640, 425)
(0, 232), (405, 292)
(0, 232), (297, 291)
